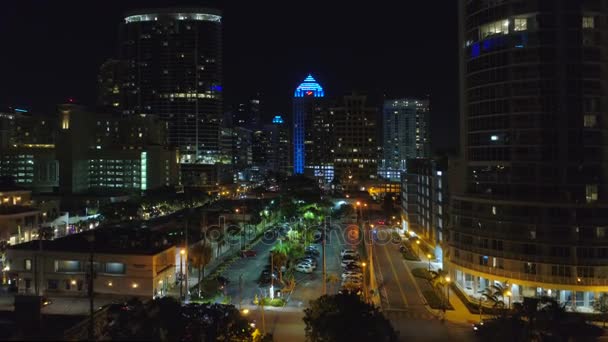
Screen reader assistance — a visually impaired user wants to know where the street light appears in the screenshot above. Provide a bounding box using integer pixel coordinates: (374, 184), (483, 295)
(445, 276), (451, 308)
(416, 240), (421, 257)
(180, 248), (185, 299)
(361, 262), (368, 303)
(427, 254), (432, 271)
(505, 290), (512, 310)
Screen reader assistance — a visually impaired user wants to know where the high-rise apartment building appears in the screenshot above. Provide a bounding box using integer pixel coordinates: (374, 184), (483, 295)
(332, 93), (378, 190)
(448, 0), (608, 310)
(120, 8), (222, 165)
(381, 98), (430, 180)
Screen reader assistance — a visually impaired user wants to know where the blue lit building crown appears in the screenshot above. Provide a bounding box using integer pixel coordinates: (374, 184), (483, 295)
(272, 115), (284, 124)
(294, 74), (325, 97)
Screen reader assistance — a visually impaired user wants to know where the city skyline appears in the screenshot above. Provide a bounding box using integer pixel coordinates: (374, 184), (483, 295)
(0, 0), (458, 151)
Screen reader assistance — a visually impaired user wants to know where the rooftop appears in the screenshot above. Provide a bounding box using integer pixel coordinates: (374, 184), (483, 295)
(8, 226), (173, 255)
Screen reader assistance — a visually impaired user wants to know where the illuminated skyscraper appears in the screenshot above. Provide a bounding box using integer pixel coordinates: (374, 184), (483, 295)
(448, 0), (608, 311)
(292, 74), (326, 175)
(381, 98), (430, 180)
(120, 8), (222, 166)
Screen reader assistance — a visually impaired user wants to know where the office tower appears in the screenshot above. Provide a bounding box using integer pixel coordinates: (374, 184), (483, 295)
(332, 93), (378, 190)
(448, 0), (608, 310)
(120, 8), (222, 166)
(232, 94), (262, 130)
(292, 74), (325, 175)
(401, 158), (447, 263)
(57, 104), (179, 193)
(267, 115), (291, 176)
(97, 59), (126, 112)
(381, 98), (430, 180)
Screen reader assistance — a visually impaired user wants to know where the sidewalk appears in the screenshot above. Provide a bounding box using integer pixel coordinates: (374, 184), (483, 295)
(404, 251), (479, 325)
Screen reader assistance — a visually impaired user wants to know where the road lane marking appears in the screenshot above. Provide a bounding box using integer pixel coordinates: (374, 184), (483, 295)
(381, 243), (409, 308)
(372, 244), (391, 310)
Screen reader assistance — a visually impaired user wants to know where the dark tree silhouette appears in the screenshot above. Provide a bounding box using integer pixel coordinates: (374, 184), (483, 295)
(303, 293), (397, 342)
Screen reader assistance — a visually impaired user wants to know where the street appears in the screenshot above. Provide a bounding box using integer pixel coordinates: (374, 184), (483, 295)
(372, 227), (474, 341)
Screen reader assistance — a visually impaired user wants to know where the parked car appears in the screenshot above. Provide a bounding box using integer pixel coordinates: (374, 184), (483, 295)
(295, 263), (313, 273)
(341, 271), (363, 279)
(339, 286), (362, 296)
(341, 277), (363, 287)
(344, 263), (363, 272)
(306, 245), (319, 252)
(341, 259), (362, 268)
(341, 249), (357, 258)
(305, 250), (320, 257)
(342, 254), (359, 262)
(240, 249), (257, 258)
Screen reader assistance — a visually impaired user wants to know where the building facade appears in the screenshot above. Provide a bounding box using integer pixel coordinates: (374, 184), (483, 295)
(121, 8), (223, 166)
(449, 0), (608, 311)
(292, 74), (328, 176)
(6, 228), (176, 298)
(0, 105), (180, 195)
(381, 98), (430, 181)
(332, 93), (378, 191)
(401, 158), (447, 264)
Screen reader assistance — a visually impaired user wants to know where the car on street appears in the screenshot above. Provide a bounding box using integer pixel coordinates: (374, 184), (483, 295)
(41, 297), (52, 307)
(240, 249), (257, 258)
(306, 245), (319, 251)
(215, 276), (230, 290)
(298, 258), (317, 269)
(295, 263), (313, 273)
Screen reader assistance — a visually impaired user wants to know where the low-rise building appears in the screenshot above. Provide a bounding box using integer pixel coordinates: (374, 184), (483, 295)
(5, 227), (175, 298)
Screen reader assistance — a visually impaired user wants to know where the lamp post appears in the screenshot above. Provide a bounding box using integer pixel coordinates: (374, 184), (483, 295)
(84, 232), (95, 341)
(362, 262), (368, 303)
(445, 276), (451, 309)
(505, 290), (512, 310)
(416, 240), (421, 257)
(179, 248), (185, 300)
(427, 254), (432, 272)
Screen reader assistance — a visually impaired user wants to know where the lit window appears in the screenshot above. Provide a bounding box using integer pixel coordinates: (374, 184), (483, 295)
(480, 19), (509, 39)
(584, 115), (597, 128)
(514, 18), (527, 31)
(586, 184), (598, 203)
(25, 259), (32, 271)
(583, 16), (595, 29)
(491, 135), (499, 141)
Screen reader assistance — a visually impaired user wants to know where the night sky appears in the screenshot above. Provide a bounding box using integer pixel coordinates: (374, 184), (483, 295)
(0, 1), (458, 151)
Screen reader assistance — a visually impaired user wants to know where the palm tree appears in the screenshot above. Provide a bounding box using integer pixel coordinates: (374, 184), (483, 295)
(190, 242), (213, 296)
(482, 282), (509, 309)
(271, 251), (288, 283)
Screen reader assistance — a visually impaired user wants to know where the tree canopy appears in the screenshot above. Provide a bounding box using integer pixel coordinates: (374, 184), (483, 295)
(303, 294), (397, 342)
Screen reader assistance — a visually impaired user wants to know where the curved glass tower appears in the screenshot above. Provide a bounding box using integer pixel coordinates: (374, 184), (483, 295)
(121, 8), (222, 165)
(292, 74), (325, 174)
(449, 0), (608, 310)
